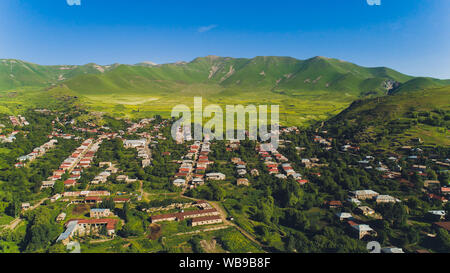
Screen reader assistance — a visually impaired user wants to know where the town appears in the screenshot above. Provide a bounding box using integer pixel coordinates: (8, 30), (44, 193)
(0, 108), (448, 254)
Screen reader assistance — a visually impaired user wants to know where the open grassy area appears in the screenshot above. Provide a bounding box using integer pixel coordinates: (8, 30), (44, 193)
(78, 225), (262, 253)
(0, 214), (14, 226)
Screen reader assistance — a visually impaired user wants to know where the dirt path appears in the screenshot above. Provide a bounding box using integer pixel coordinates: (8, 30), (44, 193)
(2, 196), (49, 231)
(2, 218), (22, 230)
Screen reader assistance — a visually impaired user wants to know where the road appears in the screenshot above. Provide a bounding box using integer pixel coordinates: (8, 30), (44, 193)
(1, 196), (49, 231)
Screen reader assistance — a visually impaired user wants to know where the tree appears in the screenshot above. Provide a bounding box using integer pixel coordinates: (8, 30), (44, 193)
(100, 197), (115, 210)
(411, 173), (424, 189)
(6, 201), (20, 218)
(52, 181), (64, 195)
(436, 229), (450, 252)
(47, 242), (67, 253)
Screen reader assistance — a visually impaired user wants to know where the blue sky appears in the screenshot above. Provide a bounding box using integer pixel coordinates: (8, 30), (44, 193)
(0, 0), (449, 78)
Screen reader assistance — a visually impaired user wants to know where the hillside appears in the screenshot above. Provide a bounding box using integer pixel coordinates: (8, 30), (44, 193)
(326, 86), (450, 146)
(0, 59), (117, 91)
(389, 77), (450, 94)
(61, 55), (419, 96)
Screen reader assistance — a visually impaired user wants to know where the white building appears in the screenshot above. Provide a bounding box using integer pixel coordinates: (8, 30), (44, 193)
(173, 179), (186, 187)
(206, 173), (226, 181)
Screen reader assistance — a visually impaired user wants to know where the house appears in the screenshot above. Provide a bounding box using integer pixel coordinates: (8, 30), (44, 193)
(336, 212), (353, 221)
(275, 174), (287, 180)
(191, 215), (223, 227)
(173, 179), (186, 187)
(350, 223), (377, 239)
(424, 180), (441, 188)
(90, 208), (111, 218)
(150, 208), (219, 223)
(182, 208), (220, 219)
(70, 174), (81, 180)
(412, 165), (427, 171)
(326, 201), (343, 209)
(251, 169), (260, 176)
(427, 210), (447, 220)
(64, 179), (77, 187)
(433, 222), (450, 232)
(237, 169), (247, 176)
(381, 247), (404, 253)
(99, 162), (112, 168)
(41, 181), (55, 189)
(297, 179), (309, 185)
(237, 178), (250, 186)
(85, 197), (102, 204)
(192, 177), (205, 186)
(21, 203), (31, 210)
(428, 193), (448, 203)
(151, 213), (179, 223)
(83, 191), (110, 197)
(231, 158), (241, 164)
(375, 195), (401, 204)
(123, 139), (147, 148)
(351, 190), (379, 200)
(50, 194), (61, 202)
(142, 159), (151, 168)
(206, 173), (226, 181)
(116, 175), (128, 182)
(57, 218), (118, 244)
(441, 187), (450, 196)
(56, 213), (67, 222)
(56, 221), (79, 245)
(113, 198), (130, 204)
(357, 206), (375, 216)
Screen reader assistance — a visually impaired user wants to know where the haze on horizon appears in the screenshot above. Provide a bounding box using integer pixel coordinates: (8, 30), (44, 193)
(0, 0), (449, 79)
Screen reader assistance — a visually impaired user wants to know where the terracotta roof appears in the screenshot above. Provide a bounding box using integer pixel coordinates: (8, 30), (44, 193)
(433, 222), (450, 231)
(182, 208), (217, 217)
(85, 196), (102, 201)
(72, 218), (118, 230)
(151, 208), (218, 222)
(328, 201), (343, 206)
(64, 179), (76, 185)
(113, 198), (130, 203)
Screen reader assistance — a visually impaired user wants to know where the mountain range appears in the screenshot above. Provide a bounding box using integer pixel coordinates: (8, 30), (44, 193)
(2, 55), (449, 94)
(0, 56), (449, 129)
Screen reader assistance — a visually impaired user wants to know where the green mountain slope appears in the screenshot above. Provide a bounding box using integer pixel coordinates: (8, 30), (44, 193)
(327, 86), (450, 146)
(62, 55), (418, 97)
(390, 77), (450, 94)
(0, 59), (117, 91)
(3, 56), (449, 98)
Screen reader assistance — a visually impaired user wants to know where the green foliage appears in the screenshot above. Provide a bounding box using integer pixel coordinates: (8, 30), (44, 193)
(436, 229), (450, 252)
(217, 229), (261, 253)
